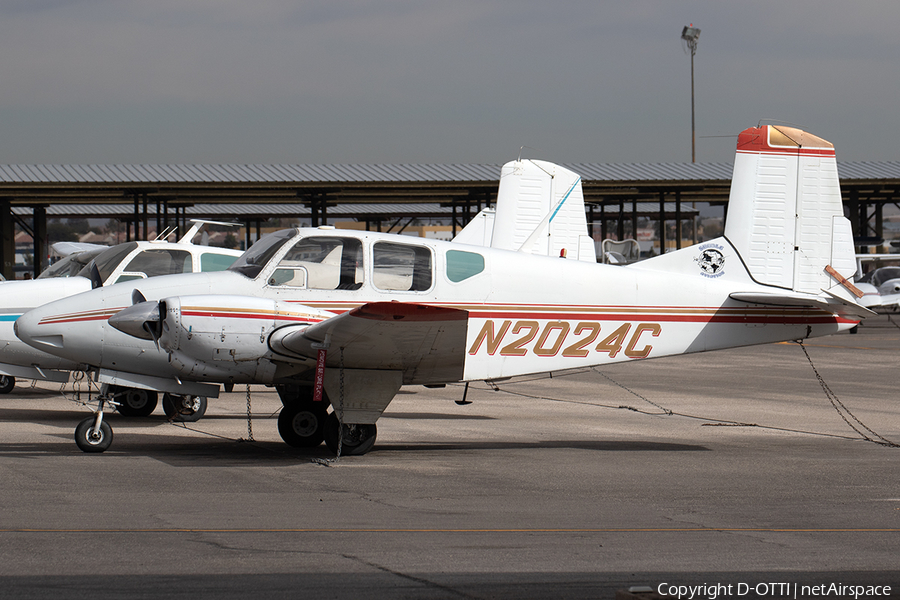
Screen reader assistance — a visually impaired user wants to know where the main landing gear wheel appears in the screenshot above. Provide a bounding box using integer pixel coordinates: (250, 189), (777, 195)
(162, 393), (207, 422)
(113, 386), (158, 417)
(277, 403), (328, 448)
(0, 376), (14, 394)
(323, 411), (377, 456)
(75, 416), (113, 453)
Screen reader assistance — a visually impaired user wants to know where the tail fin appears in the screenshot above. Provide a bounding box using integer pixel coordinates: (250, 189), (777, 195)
(451, 159), (596, 261)
(490, 160), (595, 262)
(451, 207), (496, 247)
(724, 125), (857, 298)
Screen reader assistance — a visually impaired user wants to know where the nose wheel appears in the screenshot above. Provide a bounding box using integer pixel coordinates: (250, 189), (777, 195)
(75, 416), (113, 452)
(0, 375), (14, 394)
(74, 389), (114, 453)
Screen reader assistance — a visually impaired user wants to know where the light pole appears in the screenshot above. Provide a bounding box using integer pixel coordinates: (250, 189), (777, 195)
(681, 24), (700, 163)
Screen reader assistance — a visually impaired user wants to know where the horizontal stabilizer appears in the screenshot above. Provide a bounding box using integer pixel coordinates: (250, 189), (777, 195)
(729, 292), (821, 307)
(820, 289), (877, 318)
(272, 302), (469, 384)
(729, 291), (874, 319)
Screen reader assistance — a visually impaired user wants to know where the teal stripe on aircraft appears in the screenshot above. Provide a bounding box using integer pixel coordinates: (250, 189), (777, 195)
(548, 177), (581, 223)
(0, 315), (20, 322)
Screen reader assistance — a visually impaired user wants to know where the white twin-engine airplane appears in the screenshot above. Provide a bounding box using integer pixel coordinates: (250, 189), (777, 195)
(0, 221), (242, 409)
(16, 125), (870, 455)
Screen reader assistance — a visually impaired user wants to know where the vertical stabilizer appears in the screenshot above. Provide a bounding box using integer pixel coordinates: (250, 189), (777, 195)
(724, 125), (855, 295)
(451, 208), (496, 247)
(488, 160), (595, 262)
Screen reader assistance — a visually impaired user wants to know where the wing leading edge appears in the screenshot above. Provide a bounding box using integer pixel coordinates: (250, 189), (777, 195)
(271, 302), (469, 384)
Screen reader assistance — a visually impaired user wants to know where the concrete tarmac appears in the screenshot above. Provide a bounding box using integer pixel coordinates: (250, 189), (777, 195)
(1, 316), (899, 599)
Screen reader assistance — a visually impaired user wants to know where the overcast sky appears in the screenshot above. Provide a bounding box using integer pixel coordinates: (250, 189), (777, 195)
(0, 1), (897, 166)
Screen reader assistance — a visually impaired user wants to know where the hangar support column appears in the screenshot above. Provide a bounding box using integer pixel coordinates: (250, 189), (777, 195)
(0, 199), (13, 279)
(32, 206), (47, 276)
(658, 191), (667, 254)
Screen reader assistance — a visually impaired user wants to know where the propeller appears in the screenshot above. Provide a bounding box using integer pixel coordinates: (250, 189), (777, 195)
(89, 263), (103, 289)
(108, 300), (163, 349)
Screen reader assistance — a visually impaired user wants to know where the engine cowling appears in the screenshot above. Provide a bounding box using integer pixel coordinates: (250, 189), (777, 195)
(111, 294), (333, 382)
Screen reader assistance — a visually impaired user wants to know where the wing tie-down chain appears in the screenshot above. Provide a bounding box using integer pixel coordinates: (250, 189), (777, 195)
(336, 346), (345, 458)
(244, 384), (254, 442)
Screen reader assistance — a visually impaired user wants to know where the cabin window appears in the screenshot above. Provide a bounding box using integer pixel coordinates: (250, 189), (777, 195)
(200, 252), (238, 272)
(229, 229), (297, 279)
(83, 242), (137, 282)
(373, 242), (433, 291)
(121, 249), (192, 278)
(446, 250), (485, 282)
(270, 237), (364, 290)
(39, 248), (105, 279)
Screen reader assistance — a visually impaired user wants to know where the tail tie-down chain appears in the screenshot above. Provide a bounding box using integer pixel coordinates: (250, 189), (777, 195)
(798, 341), (898, 448)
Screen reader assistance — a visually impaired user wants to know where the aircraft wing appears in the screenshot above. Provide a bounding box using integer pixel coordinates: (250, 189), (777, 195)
(729, 291), (875, 319)
(271, 302), (469, 384)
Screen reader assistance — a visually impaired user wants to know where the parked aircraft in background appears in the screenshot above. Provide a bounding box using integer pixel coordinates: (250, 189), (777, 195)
(0, 221), (242, 412)
(39, 245), (108, 278)
(857, 266), (900, 310)
(16, 126), (870, 455)
(854, 255), (900, 310)
(48, 241), (109, 260)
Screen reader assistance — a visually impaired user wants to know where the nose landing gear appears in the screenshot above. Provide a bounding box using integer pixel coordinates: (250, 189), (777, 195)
(74, 393), (114, 453)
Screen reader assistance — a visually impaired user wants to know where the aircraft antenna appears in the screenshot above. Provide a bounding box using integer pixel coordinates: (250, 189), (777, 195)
(516, 145), (537, 162)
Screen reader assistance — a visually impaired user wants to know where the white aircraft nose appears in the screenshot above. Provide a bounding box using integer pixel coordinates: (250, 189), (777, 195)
(14, 308), (65, 350)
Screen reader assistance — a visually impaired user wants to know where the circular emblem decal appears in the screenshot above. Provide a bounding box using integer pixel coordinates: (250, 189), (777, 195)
(697, 248), (725, 277)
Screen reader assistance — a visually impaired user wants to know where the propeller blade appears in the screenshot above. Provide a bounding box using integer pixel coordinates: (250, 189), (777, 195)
(89, 263), (103, 289)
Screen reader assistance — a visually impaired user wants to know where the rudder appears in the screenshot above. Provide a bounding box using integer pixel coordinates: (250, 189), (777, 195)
(724, 125), (856, 297)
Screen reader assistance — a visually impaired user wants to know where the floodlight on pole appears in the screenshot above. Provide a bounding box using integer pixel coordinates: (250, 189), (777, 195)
(681, 24), (700, 162)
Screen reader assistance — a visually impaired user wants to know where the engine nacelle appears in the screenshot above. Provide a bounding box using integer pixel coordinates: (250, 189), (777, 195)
(110, 294), (329, 383)
(159, 294), (332, 359)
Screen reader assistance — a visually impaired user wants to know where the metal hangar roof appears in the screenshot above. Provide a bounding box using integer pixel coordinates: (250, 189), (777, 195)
(1, 161), (897, 212)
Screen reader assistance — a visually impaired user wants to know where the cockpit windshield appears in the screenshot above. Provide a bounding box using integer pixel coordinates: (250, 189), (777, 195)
(75, 242), (138, 283)
(228, 229), (298, 279)
(37, 248), (106, 279)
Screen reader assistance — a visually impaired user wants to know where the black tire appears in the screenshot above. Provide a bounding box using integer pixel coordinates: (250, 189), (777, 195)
(162, 393), (207, 422)
(277, 403), (327, 448)
(323, 411), (377, 456)
(74, 417), (113, 453)
(0, 376), (14, 394)
(113, 386), (158, 417)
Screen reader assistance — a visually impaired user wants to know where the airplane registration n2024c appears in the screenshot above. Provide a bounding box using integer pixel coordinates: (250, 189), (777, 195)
(15, 125), (871, 456)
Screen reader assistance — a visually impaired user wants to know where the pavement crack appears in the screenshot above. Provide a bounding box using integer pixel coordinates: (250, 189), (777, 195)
(341, 553), (480, 599)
